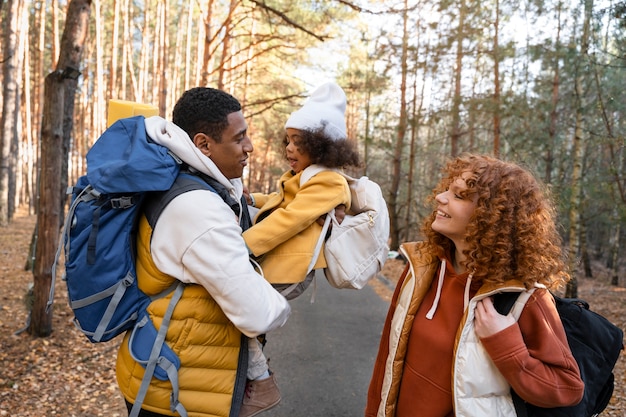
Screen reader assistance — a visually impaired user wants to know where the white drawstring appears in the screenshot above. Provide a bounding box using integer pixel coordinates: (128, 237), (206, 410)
(426, 260), (475, 319)
(426, 259), (446, 320)
(463, 272), (474, 312)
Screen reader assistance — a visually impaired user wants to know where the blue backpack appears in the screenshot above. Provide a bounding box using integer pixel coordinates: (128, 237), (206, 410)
(49, 116), (213, 417)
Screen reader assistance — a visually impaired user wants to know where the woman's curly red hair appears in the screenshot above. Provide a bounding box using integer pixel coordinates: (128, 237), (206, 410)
(420, 154), (570, 290)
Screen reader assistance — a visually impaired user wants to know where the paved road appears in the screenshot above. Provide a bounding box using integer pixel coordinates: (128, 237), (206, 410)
(261, 271), (390, 417)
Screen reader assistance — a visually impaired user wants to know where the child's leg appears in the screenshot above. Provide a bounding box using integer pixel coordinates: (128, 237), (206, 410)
(247, 336), (270, 380)
(240, 336), (281, 417)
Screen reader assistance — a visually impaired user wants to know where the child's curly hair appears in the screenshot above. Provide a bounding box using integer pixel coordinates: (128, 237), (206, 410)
(421, 153), (570, 290)
(282, 123), (361, 169)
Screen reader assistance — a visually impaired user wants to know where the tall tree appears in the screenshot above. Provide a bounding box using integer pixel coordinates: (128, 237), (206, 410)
(157, 0), (169, 115)
(108, 0), (120, 99)
(30, 0), (91, 337)
(566, 0), (593, 298)
(450, 0), (466, 157)
(492, 0), (501, 156)
(545, 1), (564, 184)
(0, 0), (23, 225)
(388, 0), (410, 250)
(200, 0), (215, 86)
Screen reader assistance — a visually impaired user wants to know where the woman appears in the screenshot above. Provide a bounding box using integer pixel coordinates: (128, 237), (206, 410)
(365, 154), (584, 417)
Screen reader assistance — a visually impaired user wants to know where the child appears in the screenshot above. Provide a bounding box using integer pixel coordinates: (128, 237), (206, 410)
(238, 82), (361, 417)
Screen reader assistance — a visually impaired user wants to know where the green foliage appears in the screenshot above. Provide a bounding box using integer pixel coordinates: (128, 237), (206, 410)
(9, 0), (626, 266)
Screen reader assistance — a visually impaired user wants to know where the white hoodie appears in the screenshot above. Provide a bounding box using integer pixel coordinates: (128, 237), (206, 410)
(143, 116), (290, 337)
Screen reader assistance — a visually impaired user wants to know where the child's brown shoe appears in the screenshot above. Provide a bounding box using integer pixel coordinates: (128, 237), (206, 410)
(239, 372), (281, 417)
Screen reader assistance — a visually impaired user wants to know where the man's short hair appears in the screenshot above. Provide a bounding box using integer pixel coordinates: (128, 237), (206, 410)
(172, 87), (242, 143)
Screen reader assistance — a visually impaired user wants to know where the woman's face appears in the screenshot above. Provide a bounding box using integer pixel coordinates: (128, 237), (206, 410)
(285, 128), (313, 173)
(431, 171), (478, 251)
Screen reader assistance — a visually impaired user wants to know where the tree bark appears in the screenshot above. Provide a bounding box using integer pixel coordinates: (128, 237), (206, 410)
(388, 0), (409, 250)
(492, 0), (501, 157)
(200, 0), (214, 86)
(158, 0), (169, 116)
(216, 0), (237, 90)
(108, 0), (120, 100)
(30, 0), (91, 337)
(0, 0), (21, 226)
(450, 0), (466, 157)
(546, 2), (563, 185)
(566, 0), (593, 298)
(609, 209), (620, 285)
(30, 73), (64, 337)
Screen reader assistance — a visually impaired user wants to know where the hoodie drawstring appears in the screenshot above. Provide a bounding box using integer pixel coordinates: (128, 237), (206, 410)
(426, 260), (446, 320)
(426, 260), (474, 319)
(463, 273), (473, 312)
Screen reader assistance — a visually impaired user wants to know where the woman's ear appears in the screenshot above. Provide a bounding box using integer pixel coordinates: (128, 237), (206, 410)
(193, 133), (211, 157)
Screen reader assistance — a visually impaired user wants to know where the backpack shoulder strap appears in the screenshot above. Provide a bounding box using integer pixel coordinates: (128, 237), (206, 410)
(143, 172), (216, 228)
(508, 289), (535, 320)
(300, 164), (328, 186)
(492, 286), (540, 320)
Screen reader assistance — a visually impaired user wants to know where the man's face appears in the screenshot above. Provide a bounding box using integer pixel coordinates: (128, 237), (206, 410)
(195, 111), (253, 179)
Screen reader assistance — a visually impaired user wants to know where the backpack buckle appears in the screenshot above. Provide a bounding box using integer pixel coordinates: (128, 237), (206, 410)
(111, 196), (136, 209)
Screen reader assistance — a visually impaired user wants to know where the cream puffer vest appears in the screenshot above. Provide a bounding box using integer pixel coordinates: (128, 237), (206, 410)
(453, 292), (517, 416)
(380, 242), (517, 417)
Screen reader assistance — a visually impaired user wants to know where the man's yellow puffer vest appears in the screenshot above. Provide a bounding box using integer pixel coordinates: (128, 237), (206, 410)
(116, 214), (245, 417)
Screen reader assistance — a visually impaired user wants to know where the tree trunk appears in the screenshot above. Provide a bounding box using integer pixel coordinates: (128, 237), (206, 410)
(30, 73), (64, 337)
(216, 0), (237, 90)
(450, 0), (466, 157)
(30, 0), (46, 215)
(157, 0), (169, 116)
(0, 0), (21, 226)
(21, 12), (31, 210)
(404, 40), (426, 243)
(137, 0), (152, 103)
(546, 2), (563, 185)
(580, 220), (592, 278)
(184, 0), (194, 91)
(200, 0), (215, 86)
(566, 0), (593, 298)
(492, 0), (501, 157)
(108, 0), (120, 100)
(388, 0), (409, 250)
(30, 0), (91, 338)
(405, 77), (417, 243)
(609, 209), (620, 286)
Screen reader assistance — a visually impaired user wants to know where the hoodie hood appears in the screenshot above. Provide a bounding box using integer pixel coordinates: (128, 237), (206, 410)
(143, 116), (244, 199)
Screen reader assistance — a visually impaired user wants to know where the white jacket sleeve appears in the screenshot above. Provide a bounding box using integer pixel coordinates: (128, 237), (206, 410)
(149, 188), (291, 337)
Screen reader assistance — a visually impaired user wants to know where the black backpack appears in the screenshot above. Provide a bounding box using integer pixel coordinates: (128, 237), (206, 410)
(493, 290), (624, 417)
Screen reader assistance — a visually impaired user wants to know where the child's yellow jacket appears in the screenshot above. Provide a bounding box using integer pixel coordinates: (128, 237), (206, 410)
(243, 168), (350, 284)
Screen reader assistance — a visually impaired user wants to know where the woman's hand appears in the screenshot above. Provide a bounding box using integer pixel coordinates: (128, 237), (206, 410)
(474, 296), (516, 338)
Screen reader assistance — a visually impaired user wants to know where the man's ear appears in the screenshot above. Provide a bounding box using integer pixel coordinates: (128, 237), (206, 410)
(193, 133), (211, 157)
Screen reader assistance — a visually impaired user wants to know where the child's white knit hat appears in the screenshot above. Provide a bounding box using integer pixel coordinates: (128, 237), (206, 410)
(285, 82), (347, 141)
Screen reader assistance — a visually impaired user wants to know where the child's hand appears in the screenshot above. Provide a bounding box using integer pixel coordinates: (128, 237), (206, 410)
(243, 187), (253, 205)
(474, 296), (516, 338)
(316, 204), (347, 226)
(334, 204), (346, 224)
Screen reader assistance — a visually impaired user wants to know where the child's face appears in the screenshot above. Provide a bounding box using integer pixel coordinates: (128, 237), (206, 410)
(285, 128), (313, 173)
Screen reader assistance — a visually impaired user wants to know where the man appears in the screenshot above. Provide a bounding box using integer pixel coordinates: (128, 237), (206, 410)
(115, 87), (291, 417)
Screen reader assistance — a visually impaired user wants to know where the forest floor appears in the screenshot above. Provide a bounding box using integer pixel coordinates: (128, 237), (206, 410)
(0, 209), (625, 416)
